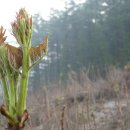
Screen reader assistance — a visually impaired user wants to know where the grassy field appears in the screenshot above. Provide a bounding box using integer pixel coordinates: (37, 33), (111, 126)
(1, 67), (130, 130)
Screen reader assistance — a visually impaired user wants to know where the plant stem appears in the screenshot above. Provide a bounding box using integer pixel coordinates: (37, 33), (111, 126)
(17, 46), (30, 117)
(7, 70), (15, 115)
(1, 77), (9, 109)
(0, 105), (18, 125)
(14, 74), (19, 108)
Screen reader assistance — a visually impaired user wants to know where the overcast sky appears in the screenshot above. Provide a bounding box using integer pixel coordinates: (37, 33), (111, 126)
(0, 0), (66, 42)
(0, 0), (85, 42)
(0, 0), (66, 28)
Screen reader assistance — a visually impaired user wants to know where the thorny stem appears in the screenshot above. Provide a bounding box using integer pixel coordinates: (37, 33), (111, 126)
(17, 45), (30, 117)
(0, 8), (48, 130)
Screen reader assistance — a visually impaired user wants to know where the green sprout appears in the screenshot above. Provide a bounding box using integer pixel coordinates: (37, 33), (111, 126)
(0, 8), (48, 130)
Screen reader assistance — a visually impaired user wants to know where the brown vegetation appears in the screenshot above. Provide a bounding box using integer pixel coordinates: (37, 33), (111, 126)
(1, 67), (130, 130)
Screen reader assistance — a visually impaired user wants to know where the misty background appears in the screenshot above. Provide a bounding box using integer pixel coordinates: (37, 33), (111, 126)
(22, 0), (130, 89)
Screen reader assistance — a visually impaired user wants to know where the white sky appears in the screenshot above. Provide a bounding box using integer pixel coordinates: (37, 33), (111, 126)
(0, 0), (66, 28)
(0, 0), (66, 42)
(0, 0), (85, 42)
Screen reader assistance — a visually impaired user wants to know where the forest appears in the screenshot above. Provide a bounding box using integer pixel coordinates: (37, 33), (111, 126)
(30, 0), (130, 88)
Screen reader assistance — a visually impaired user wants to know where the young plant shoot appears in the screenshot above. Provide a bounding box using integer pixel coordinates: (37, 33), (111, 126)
(0, 8), (48, 130)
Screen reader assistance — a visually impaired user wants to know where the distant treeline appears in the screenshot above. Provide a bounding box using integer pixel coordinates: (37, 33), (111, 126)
(30, 0), (130, 88)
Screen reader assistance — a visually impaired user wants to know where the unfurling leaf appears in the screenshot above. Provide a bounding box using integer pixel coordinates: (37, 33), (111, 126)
(0, 26), (7, 45)
(0, 37), (48, 69)
(30, 35), (48, 61)
(6, 44), (23, 69)
(0, 26), (48, 69)
(11, 8), (32, 46)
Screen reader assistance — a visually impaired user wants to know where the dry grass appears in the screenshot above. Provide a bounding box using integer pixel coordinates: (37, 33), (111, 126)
(1, 67), (130, 130)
